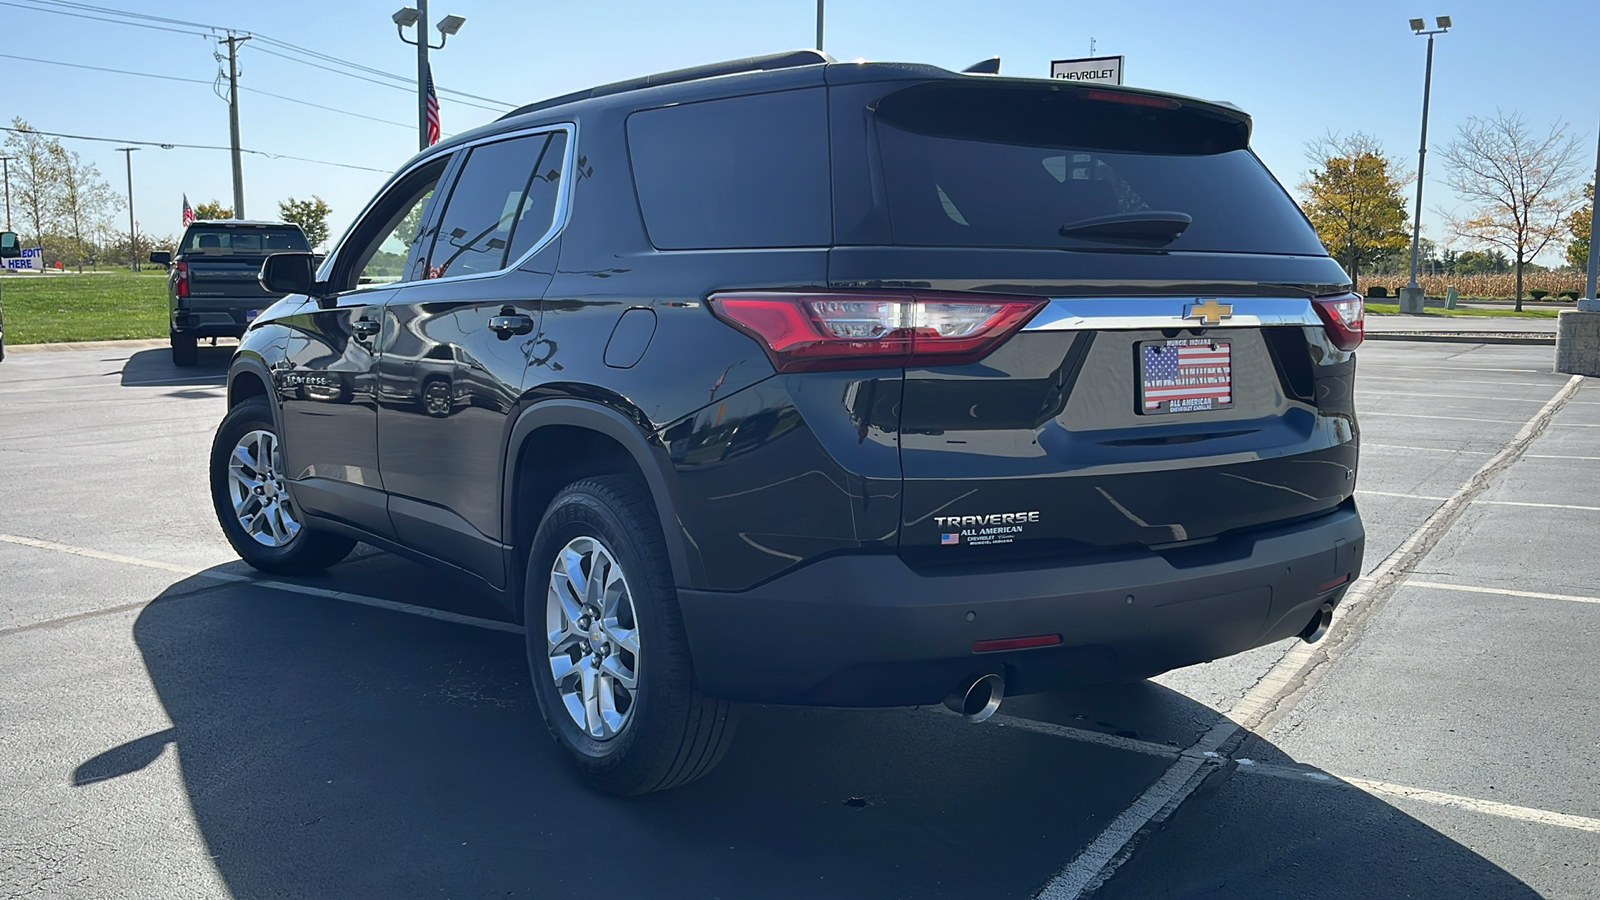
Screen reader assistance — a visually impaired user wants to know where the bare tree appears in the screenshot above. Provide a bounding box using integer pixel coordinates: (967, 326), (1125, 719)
(1439, 111), (1583, 310)
(52, 145), (122, 273)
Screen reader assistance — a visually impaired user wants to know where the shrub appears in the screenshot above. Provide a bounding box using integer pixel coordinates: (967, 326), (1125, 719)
(1367, 286), (1388, 298)
(1560, 291), (1579, 300)
(1529, 289), (1549, 301)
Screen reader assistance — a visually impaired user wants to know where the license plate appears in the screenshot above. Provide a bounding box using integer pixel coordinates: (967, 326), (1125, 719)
(1138, 338), (1232, 414)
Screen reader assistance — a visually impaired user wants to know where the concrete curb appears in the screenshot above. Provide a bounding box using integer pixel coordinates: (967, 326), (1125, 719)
(1365, 332), (1554, 345)
(4, 338), (173, 353)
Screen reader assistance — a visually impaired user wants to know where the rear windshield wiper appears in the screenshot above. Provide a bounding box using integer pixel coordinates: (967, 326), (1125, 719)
(1058, 210), (1192, 243)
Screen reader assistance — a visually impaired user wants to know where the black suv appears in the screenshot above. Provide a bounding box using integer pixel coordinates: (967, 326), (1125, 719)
(215, 51), (1365, 795)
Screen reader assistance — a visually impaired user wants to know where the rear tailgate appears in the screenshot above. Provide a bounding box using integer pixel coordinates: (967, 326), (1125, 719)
(185, 257), (281, 301)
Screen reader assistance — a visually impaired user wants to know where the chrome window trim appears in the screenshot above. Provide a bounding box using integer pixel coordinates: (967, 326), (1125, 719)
(1021, 297), (1322, 331)
(326, 122), (578, 290)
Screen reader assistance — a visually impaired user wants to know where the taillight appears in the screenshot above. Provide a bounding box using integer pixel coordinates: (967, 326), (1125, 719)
(708, 291), (1046, 373)
(1311, 292), (1363, 351)
(174, 261), (189, 299)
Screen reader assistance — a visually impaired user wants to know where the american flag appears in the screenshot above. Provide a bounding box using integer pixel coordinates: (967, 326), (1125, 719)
(941, 533), (961, 545)
(424, 66), (440, 147)
(1142, 339), (1232, 412)
(181, 194), (194, 226)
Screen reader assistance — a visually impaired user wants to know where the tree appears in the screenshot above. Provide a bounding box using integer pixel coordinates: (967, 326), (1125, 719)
(1299, 133), (1413, 293)
(2, 118), (65, 255)
(103, 230), (176, 268)
(52, 145), (121, 273)
(1566, 183), (1593, 270)
(1454, 248), (1511, 275)
(193, 199), (233, 220)
(1440, 111), (1583, 311)
(278, 195), (332, 249)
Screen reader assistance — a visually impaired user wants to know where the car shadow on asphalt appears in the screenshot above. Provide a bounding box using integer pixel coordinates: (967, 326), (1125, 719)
(93, 564), (1541, 900)
(118, 347), (230, 388)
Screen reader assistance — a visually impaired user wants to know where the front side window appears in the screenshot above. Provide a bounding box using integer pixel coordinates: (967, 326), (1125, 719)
(424, 131), (567, 280)
(337, 158), (449, 293)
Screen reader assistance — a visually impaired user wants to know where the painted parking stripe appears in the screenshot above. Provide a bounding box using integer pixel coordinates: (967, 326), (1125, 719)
(1354, 492), (1600, 512)
(1525, 454), (1600, 461)
(1237, 761), (1600, 834)
(1356, 490), (1451, 501)
(1354, 390), (1549, 403)
(1036, 374), (1586, 899)
(1408, 580), (1600, 606)
(1356, 411), (1528, 425)
(0, 533), (523, 637)
(1359, 443), (1494, 454)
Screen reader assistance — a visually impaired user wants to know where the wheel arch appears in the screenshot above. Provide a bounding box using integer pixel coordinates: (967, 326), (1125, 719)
(504, 400), (699, 612)
(226, 356), (280, 431)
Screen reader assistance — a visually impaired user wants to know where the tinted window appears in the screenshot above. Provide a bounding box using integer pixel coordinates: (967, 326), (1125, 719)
(336, 158), (448, 292)
(426, 133), (561, 279)
(183, 226), (308, 253)
(505, 131), (568, 262)
(872, 84), (1324, 255)
(627, 89), (830, 249)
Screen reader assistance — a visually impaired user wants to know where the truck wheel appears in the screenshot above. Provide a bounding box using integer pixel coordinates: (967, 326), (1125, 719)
(209, 396), (356, 574)
(525, 475), (736, 795)
(172, 333), (198, 367)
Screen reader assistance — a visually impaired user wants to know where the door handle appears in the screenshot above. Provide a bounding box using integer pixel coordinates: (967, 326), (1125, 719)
(352, 318), (381, 340)
(489, 314), (534, 339)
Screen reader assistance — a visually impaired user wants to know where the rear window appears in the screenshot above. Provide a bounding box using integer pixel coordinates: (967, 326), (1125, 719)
(872, 83), (1325, 255)
(183, 226), (309, 254)
(627, 88), (831, 250)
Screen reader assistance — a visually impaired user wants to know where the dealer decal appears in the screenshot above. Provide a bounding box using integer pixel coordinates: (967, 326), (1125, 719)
(934, 511), (1040, 546)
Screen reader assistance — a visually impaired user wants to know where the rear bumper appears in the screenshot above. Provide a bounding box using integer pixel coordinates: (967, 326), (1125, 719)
(172, 303), (271, 338)
(677, 503), (1363, 706)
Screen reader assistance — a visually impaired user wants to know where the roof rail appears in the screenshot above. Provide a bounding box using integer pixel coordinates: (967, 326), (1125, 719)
(498, 49), (834, 120)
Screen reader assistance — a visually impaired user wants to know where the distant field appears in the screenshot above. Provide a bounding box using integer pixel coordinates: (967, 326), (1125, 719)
(1, 273), (169, 344)
(1364, 302), (1560, 319)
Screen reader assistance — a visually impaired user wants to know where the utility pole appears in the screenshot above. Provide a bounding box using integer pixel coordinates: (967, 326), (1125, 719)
(0, 155), (12, 230)
(115, 147), (139, 271)
(220, 32), (250, 218)
(816, 0), (824, 52)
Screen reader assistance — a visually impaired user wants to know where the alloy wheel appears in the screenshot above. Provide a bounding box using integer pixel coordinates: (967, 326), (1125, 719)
(226, 429), (301, 547)
(546, 535), (641, 740)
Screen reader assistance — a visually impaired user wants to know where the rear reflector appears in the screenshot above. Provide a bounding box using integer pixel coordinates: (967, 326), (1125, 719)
(1317, 574), (1351, 593)
(1311, 292), (1364, 351)
(708, 291), (1045, 373)
(972, 634), (1062, 653)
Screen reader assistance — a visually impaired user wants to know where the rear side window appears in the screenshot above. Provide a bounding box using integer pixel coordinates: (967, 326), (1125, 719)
(871, 83), (1325, 255)
(183, 226), (308, 253)
(426, 130), (568, 279)
(627, 89), (831, 249)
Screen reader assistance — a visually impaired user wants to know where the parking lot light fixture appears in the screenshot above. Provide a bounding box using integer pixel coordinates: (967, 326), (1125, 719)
(1400, 14), (1450, 315)
(392, 7), (419, 27)
(393, 1), (466, 151)
(437, 14), (466, 37)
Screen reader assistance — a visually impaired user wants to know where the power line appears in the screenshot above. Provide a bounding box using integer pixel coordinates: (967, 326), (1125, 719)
(246, 45), (512, 113)
(12, 0), (517, 109)
(1, 126), (396, 174)
(0, 52), (415, 130)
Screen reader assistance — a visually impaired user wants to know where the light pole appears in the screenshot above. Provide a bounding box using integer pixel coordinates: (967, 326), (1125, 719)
(0, 155), (12, 231)
(1580, 122), (1600, 313)
(816, 0), (824, 51)
(393, 2), (466, 152)
(115, 147), (139, 271)
(1399, 15), (1450, 314)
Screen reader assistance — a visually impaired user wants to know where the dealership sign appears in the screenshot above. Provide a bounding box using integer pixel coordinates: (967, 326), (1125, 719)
(2, 247), (43, 271)
(1050, 55), (1124, 85)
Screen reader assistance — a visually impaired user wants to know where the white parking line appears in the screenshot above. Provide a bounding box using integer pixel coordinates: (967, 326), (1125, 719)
(1037, 374), (1586, 898)
(1408, 581), (1600, 606)
(1359, 443), (1495, 454)
(1237, 761), (1600, 834)
(0, 533), (523, 637)
(1525, 454), (1600, 461)
(1359, 364), (1544, 374)
(1353, 491), (1600, 512)
(1357, 411), (1528, 424)
(1356, 490), (1451, 501)
(1355, 390), (1549, 403)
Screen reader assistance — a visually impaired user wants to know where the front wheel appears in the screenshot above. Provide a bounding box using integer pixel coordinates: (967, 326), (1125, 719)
(525, 475), (736, 795)
(209, 396), (356, 574)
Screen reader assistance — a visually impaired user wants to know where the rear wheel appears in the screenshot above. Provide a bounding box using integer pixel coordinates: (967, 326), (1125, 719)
(209, 396), (355, 574)
(171, 332), (198, 367)
(525, 475), (736, 795)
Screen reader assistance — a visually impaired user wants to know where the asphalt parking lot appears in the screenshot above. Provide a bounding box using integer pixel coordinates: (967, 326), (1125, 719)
(2, 338), (1596, 899)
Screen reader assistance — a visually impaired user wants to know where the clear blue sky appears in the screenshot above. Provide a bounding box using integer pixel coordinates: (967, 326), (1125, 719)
(3, 0), (1595, 262)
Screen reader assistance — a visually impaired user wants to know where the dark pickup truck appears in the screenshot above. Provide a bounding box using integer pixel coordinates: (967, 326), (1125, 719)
(151, 220), (311, 366)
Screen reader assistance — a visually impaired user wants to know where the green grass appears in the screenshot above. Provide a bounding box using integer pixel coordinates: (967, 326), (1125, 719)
(1, 272), (170, 343)
(1364, 301), (1560, 319)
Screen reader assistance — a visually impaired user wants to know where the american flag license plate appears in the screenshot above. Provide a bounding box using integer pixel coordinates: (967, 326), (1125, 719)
(1138, 338), (1232, 414)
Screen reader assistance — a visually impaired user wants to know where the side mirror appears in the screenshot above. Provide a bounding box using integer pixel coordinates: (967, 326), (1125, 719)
(148, 250), (171, 267)
(259, 252), (321, 297)
(0, 231), (19, 259)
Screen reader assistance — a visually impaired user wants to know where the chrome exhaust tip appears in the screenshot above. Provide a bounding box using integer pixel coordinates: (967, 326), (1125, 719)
(944, 673), (1005, 723)
(1299, 602), (1336, 644)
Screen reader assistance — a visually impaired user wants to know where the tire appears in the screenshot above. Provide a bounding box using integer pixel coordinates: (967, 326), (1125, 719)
(209, 396), (356, 574)
(171, 332), (198, 367)
(421, 377), (452, 417)
(525, 475), (736, 795)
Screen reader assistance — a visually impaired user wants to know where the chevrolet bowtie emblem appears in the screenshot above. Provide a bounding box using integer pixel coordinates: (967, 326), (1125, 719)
(1184, 299), (1233, 326)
